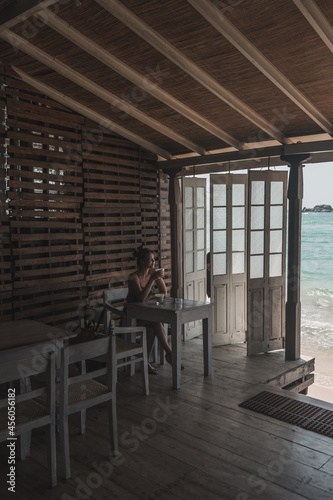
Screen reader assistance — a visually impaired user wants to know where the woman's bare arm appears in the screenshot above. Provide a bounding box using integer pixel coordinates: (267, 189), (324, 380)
(128, 270), (165, 302)
(155, 277), (167, 295)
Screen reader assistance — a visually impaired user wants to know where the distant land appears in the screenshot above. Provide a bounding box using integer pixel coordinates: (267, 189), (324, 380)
(302, 204), (333, 212)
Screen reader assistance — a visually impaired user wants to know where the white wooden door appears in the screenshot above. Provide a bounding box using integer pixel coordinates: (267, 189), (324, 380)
(210, 174), (247, 345)
(183, 177), (207, 340)
(247, 170), (287, 355)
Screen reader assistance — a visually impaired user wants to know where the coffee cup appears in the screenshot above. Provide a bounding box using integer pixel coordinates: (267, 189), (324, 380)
(155, 293), (164, 304)
(155, 268), (164, 278)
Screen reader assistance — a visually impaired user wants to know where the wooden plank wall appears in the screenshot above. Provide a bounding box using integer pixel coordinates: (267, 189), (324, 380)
(0, 66), (172, 325)
(6, 71), (86, 326)
(82, 125), (145, 297)
(0, 78), (12, 322)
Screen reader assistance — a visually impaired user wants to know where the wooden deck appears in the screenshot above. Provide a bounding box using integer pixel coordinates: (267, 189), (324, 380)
(1, 340), (333, 500)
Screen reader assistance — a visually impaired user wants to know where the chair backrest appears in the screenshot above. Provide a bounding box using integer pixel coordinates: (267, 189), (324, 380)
(59, 330), (118, 479)
(0, 342), (57, 487)
(103, 288), (128, 326)
(0, 343), (56, 435)
(104, 288), (128, 301)
(104, 288), (128, 306)
(60, 334), (117, 413)
(78, 288), (127, 329)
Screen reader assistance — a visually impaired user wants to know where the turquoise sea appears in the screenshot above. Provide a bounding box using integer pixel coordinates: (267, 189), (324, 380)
(301, 212), (333, 392)
(206, 209), (332, 394)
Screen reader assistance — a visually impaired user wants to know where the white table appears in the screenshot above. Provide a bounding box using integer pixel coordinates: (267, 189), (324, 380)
(126, 298), (212, 389)
(0, 320), (77, 458)
(0, 319), (76, 353)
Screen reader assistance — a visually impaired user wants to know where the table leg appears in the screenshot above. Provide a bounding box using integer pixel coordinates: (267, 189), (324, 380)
(203, 315), (212, 376)
(124, 313), (136, 376)
(171, 316), (182, 389)
(19, 376), (31, 459)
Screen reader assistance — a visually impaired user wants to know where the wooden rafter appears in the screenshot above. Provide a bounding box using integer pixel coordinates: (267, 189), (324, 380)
(158, 138), (333, 170)
(95, 0), (290, 144)
(293, 0), (333, 53)
(188, 0), (333, 134)
(1, 29), (207, 156)
(171, 150), (333, 175)
(12, 67), (172, 159)
(0, 0), (58, 31)
(36, 9), (241, 150)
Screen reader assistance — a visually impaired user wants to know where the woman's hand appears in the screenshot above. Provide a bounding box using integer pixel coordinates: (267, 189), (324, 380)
(150, 268), (164, 281)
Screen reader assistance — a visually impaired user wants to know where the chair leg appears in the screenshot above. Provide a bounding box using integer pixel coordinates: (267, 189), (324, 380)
(19, 433), (31, 460)
(79, 360), (87, 434)
(141, 333), (149, 395)
(152, 338), (158, 363)
(159, 324), (168, 365)
(19, 377), (31, 459)
(47, 420), (57, 487)
(79, 409), (86, 434)
(141, 357), (149, 396)
(60, 416), (71, 479)
(108, 398), (118, 457)
(127, 331), (136, 376)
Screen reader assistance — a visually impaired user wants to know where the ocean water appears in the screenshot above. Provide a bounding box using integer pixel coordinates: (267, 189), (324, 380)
(301, 212), (333, 390)
(206, 209), (332, 392)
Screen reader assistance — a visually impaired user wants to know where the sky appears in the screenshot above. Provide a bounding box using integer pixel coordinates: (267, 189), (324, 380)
(302, 162), (333, 209)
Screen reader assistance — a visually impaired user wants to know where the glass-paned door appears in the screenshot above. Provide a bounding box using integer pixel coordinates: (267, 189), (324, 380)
(210, 174), (247, 345)
(247, 170), (287, 354)
(183, 177), (207, 340)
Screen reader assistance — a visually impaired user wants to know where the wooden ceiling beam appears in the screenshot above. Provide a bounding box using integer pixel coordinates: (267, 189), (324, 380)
(0, 0), (59, 31)
(161, 132), (330, 162)
(1, 30), (206, 156)
(95, 0), (289, 144)
(188, 0), (333, 134)
(161, 145), (284, 171)
(293, 0), (333, 53)
(12, 67), (173, 159)
(179, 150), (333, 176)
(158, 139), (333, 170)
(182, 158), (287, 176)
(36, 10), (241, 150)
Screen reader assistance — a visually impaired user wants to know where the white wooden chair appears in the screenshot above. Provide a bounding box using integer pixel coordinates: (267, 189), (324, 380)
(0, 343), (57, 487)
(103, 288), (169, 365)
(113, 325), (149, 394)
(79, 305), (149, 395)
(59, 334), (118, 479)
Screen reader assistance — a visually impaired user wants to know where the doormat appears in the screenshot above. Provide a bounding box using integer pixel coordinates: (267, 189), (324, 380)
(239, 391), (333, 438)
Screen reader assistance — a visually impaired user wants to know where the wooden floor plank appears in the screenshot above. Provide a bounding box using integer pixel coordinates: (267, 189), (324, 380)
(119, 396), (331, 470)
(320, 457), (333, 475)
(115, 400), (333, 499)
(0, 342), (332, 500)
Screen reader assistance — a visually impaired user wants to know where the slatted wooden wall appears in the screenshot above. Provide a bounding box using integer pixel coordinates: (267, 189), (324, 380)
(82, 124), (145, 298)
(0, 67), (171, 325)
(5, 71), (86, 325)
(0, 76), (12, 322)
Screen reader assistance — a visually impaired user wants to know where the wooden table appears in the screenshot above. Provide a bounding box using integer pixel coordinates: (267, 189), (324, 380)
(0, 319), (76, 459)
(126, 298), (213, 389)
(0, 319), (76, 353)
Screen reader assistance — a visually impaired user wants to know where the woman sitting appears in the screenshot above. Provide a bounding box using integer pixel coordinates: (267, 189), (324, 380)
(127, 246), (175, 375)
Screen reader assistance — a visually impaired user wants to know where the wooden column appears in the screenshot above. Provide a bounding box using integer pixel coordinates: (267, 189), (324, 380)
(167, 169), (183, 298)
(280, 154), (310, 360)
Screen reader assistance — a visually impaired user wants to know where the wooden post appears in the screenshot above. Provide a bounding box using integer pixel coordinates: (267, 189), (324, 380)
(167, 169), (183, 298)
(280, 154), (310, 360)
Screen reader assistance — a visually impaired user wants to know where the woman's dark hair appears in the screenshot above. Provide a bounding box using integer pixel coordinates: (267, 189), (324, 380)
(133, 246), (155, 266)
